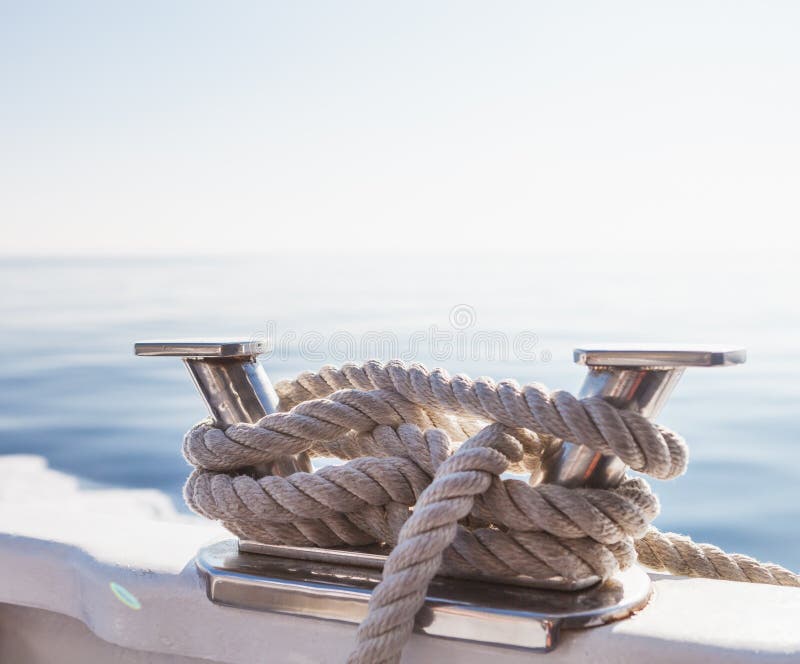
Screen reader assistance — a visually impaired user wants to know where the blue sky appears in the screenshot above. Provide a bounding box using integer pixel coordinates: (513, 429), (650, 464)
(2, 1), (799, 254)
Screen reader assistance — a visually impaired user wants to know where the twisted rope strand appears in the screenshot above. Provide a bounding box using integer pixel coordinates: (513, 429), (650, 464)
(348, 424), (519, 664)
(636, 528), (800, 586)
(181, 361), (800, 664)
(276, 361), (688, 479)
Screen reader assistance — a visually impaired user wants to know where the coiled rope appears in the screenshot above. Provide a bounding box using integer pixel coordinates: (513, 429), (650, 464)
(183, 360), (800, 664)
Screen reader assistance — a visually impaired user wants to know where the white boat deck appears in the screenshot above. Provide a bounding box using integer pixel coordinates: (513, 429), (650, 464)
(1, 455), (798, 663)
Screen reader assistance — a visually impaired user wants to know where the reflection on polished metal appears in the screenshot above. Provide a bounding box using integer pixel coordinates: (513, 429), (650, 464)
(197, 539), (653, 652)
(238, 540), (596, 591)
(134, 340), (312, 476)
(539, 344), (746, 489)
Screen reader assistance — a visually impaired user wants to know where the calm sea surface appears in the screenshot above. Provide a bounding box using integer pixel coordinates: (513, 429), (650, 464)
(1, 253), (798, 569)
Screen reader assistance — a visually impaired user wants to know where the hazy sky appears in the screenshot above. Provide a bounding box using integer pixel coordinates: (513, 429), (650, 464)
(1, 1), (799, 254)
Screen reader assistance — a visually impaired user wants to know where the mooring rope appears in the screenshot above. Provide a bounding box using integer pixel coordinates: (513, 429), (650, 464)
(183, 360), (799, 664)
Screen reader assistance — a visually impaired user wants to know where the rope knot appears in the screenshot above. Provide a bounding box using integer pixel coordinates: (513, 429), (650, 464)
(180, 360), (799, 664)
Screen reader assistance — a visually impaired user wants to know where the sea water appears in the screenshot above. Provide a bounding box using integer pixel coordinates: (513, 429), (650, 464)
(1, 252), (797, 569)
